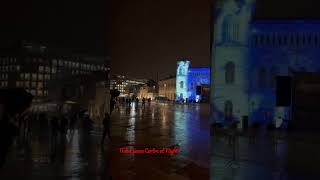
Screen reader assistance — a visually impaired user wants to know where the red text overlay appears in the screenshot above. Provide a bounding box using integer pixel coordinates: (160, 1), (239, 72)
(119, 147), (180, 156)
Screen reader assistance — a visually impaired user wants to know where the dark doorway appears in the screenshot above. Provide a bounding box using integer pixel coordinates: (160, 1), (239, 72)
(292, 72), (320, 131)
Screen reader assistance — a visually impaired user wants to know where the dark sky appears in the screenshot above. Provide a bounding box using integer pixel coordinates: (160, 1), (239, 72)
(110, 0), (211, 79)
(0, 0), (109, 56)
(255, 0), (320, 19)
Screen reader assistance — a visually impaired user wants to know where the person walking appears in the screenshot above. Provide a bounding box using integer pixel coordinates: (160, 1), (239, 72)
(101, 113), (111, 145)
(142, 97), (146, 108)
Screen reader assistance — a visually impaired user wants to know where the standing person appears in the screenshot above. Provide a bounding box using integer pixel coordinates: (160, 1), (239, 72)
(101, 113), (111, 145)
(110, 98), (116, 114)
(142, 97), (146, 108)
(147, 98), (151, 106)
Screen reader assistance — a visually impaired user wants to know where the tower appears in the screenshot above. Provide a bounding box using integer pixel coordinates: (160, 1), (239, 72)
(176, 60), (190, 102)
(210, 0), (256, 127)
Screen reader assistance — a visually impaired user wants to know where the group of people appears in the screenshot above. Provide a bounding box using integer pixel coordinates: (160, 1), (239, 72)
(117, 97), (152, 107)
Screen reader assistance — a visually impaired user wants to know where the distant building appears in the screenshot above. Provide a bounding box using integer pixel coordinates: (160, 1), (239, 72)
(176, 60), (210, 103)
(137, 80), (158, 100)
(110, 74), (147, 97)
(158, 76), (176, 101)
(0, 41), (110, 115)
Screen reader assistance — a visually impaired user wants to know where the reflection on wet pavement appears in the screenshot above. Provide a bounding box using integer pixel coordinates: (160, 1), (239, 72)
(0, 121), (109, 180)
(110, 102), (209, 179)
(0, 102), (210, 180)
(211, 129), (320, 180)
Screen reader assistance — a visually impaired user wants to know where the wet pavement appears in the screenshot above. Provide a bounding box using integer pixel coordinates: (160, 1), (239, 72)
(110, 102), (210, 179)
(0, 102), (210, 180)
(210, 129), (320, 180)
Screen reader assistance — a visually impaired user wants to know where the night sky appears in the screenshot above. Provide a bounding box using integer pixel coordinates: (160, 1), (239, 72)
(2, 1), (320, 79)
(110, 0), (211, 79)
(0, 0), (109, 56)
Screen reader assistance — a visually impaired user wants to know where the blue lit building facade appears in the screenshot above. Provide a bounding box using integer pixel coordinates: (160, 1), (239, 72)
(176, 60), (210, 102)
(211, 0), (320, 127)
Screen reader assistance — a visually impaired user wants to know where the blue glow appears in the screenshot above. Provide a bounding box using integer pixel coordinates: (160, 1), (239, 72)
(176, 61), (190, 102)
(211, 0), (320, 127)
(176, 61), (210, 102)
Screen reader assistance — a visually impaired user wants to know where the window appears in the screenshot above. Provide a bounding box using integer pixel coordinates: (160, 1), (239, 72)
(37, 90), (43, 96)
(224, 100), (233, 121)
(45, 66), (50, 73)
(180, 81), (184, 89)
(266, 35), (270, 45)
(32, 82), (36, 88)
(258, 67), (267, 89)
(225, 62), (235, 84)
(39, 66), (44, 72)
(38, 74), (43, 80)
(270, 66), (278, 89)
(25, 73), (30, 79)
(25, 81), (30, 88)
(32, 74), (37, 80)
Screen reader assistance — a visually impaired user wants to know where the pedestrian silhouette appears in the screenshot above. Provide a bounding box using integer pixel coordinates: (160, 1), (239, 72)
(142, 97), (146, 108)
(101, 113), (111, 145)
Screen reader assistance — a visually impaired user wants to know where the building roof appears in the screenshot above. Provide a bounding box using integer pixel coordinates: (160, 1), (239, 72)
(0, 41), (108, 64)
(254, 0), (320, 20)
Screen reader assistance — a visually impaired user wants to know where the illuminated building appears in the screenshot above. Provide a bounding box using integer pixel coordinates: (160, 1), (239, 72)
(211, 0), (320, 127)
(158, 76), (176, 101)
(110, 74), (147, 97)
(0, 41), (109, 112)
(176, 60), (210, 102)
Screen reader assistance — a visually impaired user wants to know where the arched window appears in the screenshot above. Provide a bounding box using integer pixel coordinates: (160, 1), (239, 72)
(224, 100), (233, 121)
(258, 67), (267, 89)
(225, 62), (235, 84)
(222, 15), (232, 42)
(180, 81), (184, 89)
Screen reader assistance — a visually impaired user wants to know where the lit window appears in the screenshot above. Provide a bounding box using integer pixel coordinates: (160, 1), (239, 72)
(37, 90), (43, 96)
(52, 67), (56, 74)
(25, 81), (30, 88)
(20, 74), (24, 79)
(39, 66), (44, 72)
(38, 74), (43, 80)
(25, 73), (30, 79)
(16, 66), (20, 71)
(59, 60), (63, 66)
(45, 66), (50, 73)
(32, 74), (37, 80)
(32, 82), (36, 88)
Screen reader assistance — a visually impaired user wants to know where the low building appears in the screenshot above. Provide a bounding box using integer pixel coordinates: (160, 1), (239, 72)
(158, 76), (176, 101)
(137, 80), (158, 100)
